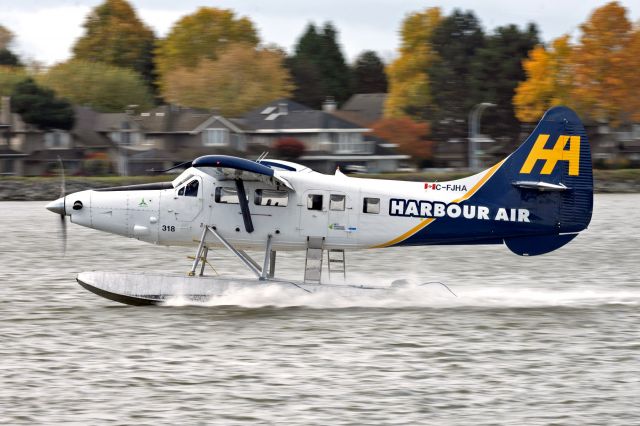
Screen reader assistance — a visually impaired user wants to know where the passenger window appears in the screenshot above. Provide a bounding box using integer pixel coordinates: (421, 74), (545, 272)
(307, 194), (323, 211)
(329, 194), (345, 211)
(184, 179), (199, 197)
(215, 187), (239, 204)
(255, 189), (288, 207)
(363, 197), (380, 214)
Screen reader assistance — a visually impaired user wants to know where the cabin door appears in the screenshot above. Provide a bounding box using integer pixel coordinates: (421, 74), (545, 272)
(160, 176), (203, 227)
(299, 190), (329, 238)
(326, 191), (357, 244)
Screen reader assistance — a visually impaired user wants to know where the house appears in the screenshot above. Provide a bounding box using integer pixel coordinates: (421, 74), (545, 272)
(333, 93), (387, 127)
(0, 97), (27, 175)
(1, 96), (89, 176)
(239, 99), (408, 173)
(117, 105), (248, 174)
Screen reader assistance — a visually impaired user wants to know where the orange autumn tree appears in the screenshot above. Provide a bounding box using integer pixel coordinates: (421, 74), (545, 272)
(384, 7), (442, 118)
(513, 35), (574, 122)
(370, 117), (433, 166)
(163, 44), (292, 116)
(515, 1), (640, 124)
(571, 1), (639, 124)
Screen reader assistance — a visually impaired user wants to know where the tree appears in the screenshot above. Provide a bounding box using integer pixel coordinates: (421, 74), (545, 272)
(623, 26), (640, 122)
(155, 7), (258, 94)
(11, 78), (74, 130)
(72, 0), (156, 87)
(427, 9), (485, 141)
(287, 22), (352, 108)
(352, 51), (387, 93)
(371, 117), (433, 166)
(384, 7), (442, 118)
(0, 25), (22, 67)
(514, 2), (640, 124)
(163, 44), (292, 116)
(38, 60), (154, 112)
(0, 66), (27, 96)
(571, 1), (636, 124)
(274, 137), (305, 160)
(285, 54), (325, 109)
(471, 23), (540, 140)
(0, 25), (13, 50)
(513, 36), (574, 122)
(0, 49), (20, 67)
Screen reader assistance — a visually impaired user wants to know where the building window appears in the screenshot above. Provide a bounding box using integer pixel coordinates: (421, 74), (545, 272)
(203, 128), (229, 146)
(334, 132), (363, 153)
(254, 189), (288, 207)
(329, 194), (345, 211)
(363, 197), (380, 214)
(44, 131), (71, 149)
(109, 130), (139, 146)
(307, 194), (323, 211)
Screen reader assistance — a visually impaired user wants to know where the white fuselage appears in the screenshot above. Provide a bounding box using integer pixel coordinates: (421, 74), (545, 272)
(64, 164), (504, 251)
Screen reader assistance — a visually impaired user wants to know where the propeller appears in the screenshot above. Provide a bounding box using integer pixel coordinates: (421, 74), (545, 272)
(57, 157), (67, 256)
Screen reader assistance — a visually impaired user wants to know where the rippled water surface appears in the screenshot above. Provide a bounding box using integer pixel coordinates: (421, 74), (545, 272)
(1, 195), (639, 425)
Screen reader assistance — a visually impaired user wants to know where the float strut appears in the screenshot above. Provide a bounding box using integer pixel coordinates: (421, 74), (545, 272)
(189, 226), (209, 276)
(260, 234), (273, 281)
(199, 246), (209, 276)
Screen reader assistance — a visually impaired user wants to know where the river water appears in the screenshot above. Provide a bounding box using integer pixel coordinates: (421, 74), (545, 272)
(0, 195), (639, 425)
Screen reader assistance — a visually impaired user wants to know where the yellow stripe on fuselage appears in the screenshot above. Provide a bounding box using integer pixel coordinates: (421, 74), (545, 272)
(371, 159), (506, 248)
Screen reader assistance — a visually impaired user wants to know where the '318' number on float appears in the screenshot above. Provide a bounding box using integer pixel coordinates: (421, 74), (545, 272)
(162, 225), (175, 232)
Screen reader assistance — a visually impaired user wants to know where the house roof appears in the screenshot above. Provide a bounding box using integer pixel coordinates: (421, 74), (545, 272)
(72, 107), (117, 148)
(242, 99), (367, 132)
(135, 105), (214, 133)
(339, 93), (387, 126)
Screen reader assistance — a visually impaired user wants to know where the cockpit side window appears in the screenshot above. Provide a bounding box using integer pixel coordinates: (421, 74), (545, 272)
(178, 186), (185, 196)
(184, 179), (199, 197)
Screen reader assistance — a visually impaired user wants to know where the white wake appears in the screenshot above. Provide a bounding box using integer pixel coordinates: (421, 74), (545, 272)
(162, 274), (640, 309)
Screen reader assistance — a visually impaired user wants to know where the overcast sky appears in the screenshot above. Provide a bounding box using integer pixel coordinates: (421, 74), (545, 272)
(2, 0), (639, 65)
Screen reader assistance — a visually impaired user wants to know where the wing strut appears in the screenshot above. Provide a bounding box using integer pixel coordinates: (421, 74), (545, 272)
(234, 179), (254, 233)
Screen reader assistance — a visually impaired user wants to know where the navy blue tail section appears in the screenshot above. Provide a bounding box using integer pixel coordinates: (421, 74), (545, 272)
(496, 106), (593, 255)
(388, 106), (592, 255)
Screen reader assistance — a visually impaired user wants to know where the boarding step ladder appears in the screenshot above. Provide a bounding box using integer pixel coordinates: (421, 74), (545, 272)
(327, 249), (346, 280)
(304, 237), (324, 283)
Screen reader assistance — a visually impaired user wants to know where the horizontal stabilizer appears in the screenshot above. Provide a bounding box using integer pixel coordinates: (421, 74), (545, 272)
(504, 233), (578, 256)
(512, 181), (569, 191)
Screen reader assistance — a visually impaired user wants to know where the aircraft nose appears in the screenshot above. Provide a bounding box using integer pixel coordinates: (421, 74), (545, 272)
(46, 197), (66, 215)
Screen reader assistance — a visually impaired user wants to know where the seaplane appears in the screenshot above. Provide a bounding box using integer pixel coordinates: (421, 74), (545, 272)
(46, 106), (593, 305)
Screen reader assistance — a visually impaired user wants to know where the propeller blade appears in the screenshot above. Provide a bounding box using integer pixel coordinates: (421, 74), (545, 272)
(57, 156), (67, 256)
(58, 156), (65, 199)
(60, 212), (67, 256)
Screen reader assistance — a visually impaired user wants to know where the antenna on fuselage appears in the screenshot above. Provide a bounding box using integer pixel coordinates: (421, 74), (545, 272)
(146, 161), (193, 173)
(256, 152), (269, 163)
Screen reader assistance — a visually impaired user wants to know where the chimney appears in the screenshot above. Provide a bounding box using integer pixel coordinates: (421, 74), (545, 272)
(1, 96), (10, 124)
(322, 97), (337, 112)
(278, 102), (288, 115)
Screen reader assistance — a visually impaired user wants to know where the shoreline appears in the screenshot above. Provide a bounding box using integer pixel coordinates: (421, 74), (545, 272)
(1, 169), (639, 201)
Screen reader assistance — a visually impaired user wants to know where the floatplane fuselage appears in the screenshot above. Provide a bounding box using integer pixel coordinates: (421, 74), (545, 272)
(46, 107), (594, 305)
